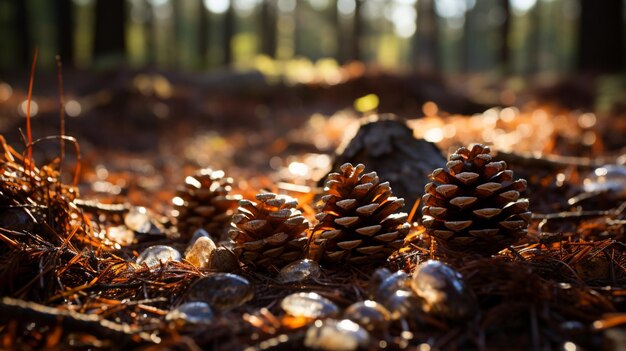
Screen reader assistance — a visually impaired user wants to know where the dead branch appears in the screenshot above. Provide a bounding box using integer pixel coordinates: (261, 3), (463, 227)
(0, 297), (160, 345)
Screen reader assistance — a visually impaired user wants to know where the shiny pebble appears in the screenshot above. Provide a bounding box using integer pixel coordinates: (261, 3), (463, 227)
(136, 245), (181, 268)
(383, 289), (419, 320)
(186, 273), (253, 310)
(185, 236), (216, 268)
(166, 302), (214, 324)
(189, 228), (211, 244)
(277, 259), (322, 283)
(304, 319), (370, 351)
(280, 292), (339, 319)
(373, 270), (409, 302)
(344, 300), (391, 331)
(410, 260), (476, 319)
(125, 206), (160, 234)
(367, 268), (392, 298)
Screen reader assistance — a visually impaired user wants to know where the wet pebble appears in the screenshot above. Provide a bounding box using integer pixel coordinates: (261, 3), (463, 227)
(372, 270), (409, 302)
(185, 236), (216, 268)
(136, 245), (181, 268)
(189, 228), (211, 244)
(125, 206), (161, 235)
(166, 301), (214, 324)
(367, 268), (392, 298)
(280, 292), (339, 319)
(383, 289), (419, 320)
(186, 273), (253, 310)
(410, 260), (476, 320)
(343, 300), (391, 332)
(304, 319), (370, 351)
(277, 259), (321, 283)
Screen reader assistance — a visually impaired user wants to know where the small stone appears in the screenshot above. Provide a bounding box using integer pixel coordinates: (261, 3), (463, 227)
(210, 247), (240, 272)
(185, 236), (217, 268)
(410, 260), (476, 320)
(304, 319), (370, 351)
(281, 292), (339, 319)
(277, 259), (322, 283)
(373, 270), (409, 302)
(136, 245), (181, 268)
(165, 302), (214, 324)
(382, 289), (419, 320)
(344, 300), (391, 332)
(106, 226), (135, 246)
(189, 228), (211, 244)
(186, 273), (253, 310)
(125, 206), (161, 235)
(367, 268), (392, 298)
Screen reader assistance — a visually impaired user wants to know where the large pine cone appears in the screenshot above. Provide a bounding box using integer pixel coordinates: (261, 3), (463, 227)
(311, 163), (410, 264)
(229, 193), (309, 270)
(173, 168), (239, 240)
(421, 144), (531, 255)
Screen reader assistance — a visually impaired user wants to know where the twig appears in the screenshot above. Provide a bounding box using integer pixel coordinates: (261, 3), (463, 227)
(0, 297), (160, 345)
(73, 199), (130, 214)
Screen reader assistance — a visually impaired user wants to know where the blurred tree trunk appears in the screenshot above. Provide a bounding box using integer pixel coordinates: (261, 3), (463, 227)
(332, 0), (347, 64)
(198, 0), (209, 67)
(260, 0), (277, 57)
(500, 0), (511, 74)
(54, 0), (74, 67)
(93, 0), (126, 61)
(222, 2), (234, 65)
(15, 0), (31, 66)
(578, 0), (624, 73)
(415, 0), (439, 72)
(143, 0), (155, 66)
(528, 2), (541, 74)
(462, 5), (475, 72)
(350, 0), (362, 62)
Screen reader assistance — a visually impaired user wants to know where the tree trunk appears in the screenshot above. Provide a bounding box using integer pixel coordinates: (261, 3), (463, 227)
(578, 0), (624, 73)
(332, 0), (346, 64)
(500, 0), (511, 74)
(15, 0), (31, 66)
(93, 0), (126, 61)
(528, 2), (541, 74)
(222, 2), (235, 66)
(350, 0), (362, 62)
(462, 5), (475, 72)
(198, 0), (209, 67)
(54, 0), (74, 67)
(260, 0), (277, 57)
(415, 0), (439, 72)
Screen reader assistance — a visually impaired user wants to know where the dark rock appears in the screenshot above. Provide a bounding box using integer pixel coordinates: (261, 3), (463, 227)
(323, 114), (446, 211)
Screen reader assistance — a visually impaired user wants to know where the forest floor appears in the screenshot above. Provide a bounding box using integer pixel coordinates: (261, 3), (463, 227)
(0, 68), (625, 350)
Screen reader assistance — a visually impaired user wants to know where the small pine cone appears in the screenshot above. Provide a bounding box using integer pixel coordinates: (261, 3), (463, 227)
(312, 163), (410, 265)
(229, 193), (309, 270)
(173, 168), (239, 240)
(421, 144), (531, 255)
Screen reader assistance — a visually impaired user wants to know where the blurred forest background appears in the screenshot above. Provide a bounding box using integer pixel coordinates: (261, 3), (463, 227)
(0, 0), (624, 74)
(0, 0), (625, 157)
(0, 0), (624, 222)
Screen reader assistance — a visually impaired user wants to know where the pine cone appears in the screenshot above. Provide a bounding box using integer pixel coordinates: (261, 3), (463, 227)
(229, 193), (309, 270)
(421, 144), (531, 255)
(173, 168), (239, 240)
(312, 163), (410, 264)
